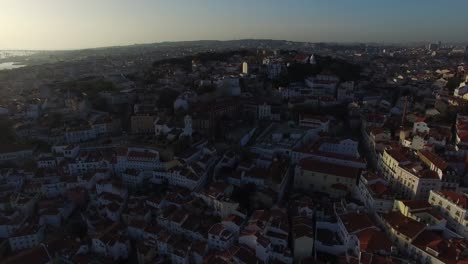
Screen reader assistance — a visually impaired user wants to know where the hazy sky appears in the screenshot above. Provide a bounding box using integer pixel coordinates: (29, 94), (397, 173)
(1, 0), (467, 50)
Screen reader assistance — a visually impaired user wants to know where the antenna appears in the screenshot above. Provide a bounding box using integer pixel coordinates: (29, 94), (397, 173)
(401, 96), (408, 129)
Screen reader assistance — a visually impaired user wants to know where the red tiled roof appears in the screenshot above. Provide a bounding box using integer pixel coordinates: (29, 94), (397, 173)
(356, 228), (392, 253)
(413, 230), (468, 264)
(295, 145), (364, 163)
(382, 212), (425, 239)
(418, 149), (448, 171)
(300, 115), (330, 123)
(128, 150), (158, 160)
(299, 159), (360, 180)
(234, 245), (257, 264)
(385, 147), (410, 163)
(368, 182), (393, 199)
(339, 212), (375, 234)
(400, 200), (432, 211)
(435, 190), (468, 209)
(331, 183), (348, 191)
(223, 214), (244, 226)
(209, 223), (233, 240)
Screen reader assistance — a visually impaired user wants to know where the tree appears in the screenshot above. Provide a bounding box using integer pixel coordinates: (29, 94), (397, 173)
(446, 76), (462, 90)
(23, 159), (38, 171)
(231, 183), (256, 212)
(175, 136), (191, 154)
(157, 89), (180, 110)
(0, 117), (15, 144)
(89, 96), (108, 112)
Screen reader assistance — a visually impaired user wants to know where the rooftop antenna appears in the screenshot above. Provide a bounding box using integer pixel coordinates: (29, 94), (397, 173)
(401, 96), (408, 129)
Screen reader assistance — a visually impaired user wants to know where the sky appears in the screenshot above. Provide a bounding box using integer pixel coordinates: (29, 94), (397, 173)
(1, 0), (467, 50)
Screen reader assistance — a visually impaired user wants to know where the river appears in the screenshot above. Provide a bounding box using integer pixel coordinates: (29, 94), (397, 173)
(0, 62), (26, 70)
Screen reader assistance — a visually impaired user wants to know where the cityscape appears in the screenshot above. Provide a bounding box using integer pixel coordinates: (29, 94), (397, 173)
(2, 1), (468, 264)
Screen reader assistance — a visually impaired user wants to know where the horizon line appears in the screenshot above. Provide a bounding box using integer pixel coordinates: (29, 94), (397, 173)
(1, 38), (467, 52)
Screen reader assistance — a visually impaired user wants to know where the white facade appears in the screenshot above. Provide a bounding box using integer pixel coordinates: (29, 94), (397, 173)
(9, 224), (45, 252)
(114, 147), (162, 175)
(208, 223), (235, 251)
(318, 139), (360, 158)
(299, 116), (330, 133)
(258, 103), (272, 120)
(429, 190), (468, 238)
(182, 115), (193, 137)
(242, 62), (248, 75)
(413, 121), (430, 134)
(65, 127), (97, 144)
(380, 148), (442, 200)
(356, 173), (394, 213)
(0, 148), (33, 162)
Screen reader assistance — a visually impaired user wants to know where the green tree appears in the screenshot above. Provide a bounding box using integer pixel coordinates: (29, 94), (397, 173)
(0, 118), (15, 144)
(157, 89), (180, 110)
(446, 76), (462, 90)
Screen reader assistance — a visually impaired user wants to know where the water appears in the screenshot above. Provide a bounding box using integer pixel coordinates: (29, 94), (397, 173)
(0, 62), (26, 70)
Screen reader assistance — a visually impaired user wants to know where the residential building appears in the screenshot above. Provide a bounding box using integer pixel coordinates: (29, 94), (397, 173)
(294, 159), (361, 198)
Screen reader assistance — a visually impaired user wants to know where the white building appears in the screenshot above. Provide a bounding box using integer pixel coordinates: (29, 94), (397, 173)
(355, 172), (395, 214)
(208, 223), (235, 251)
(53, 144), (80, 159)
(64, 125), (97, 144)
(68, 151), (110, 176)
(0, 145), (34, 163)
(92, 233), (130, 260)
(242, 62), (249, 75)
(37, 154), (57, 169)
(114, 147), (162, 175)
(429, 190), (468, 239)
(121, 169), (146, 188)
(224, 77), (241, 96)
(317, 138), (360, 158)
(298, 115), (330, 133)
(380, 147), (442, 200)
(292, 217), (314, 262)
(182, 115), (192, 137)
(336, 212), (378, 253)
(8, 222), (45, 252)
(158, 162), (208, 191)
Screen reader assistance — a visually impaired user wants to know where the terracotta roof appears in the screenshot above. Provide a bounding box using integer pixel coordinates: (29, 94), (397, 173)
(339, 212), (375, 234)
(298, 159), (361, 180)
(331, 183), (349, 191)
(356, 228), (392, 253)
(300, 115), (330, 123)
(417, 169), (440, 179)
(418, 150), (448, 171)
(435, 190), (468, 209)
(223, 214), (244, 226)
(0, 144), (33, 154)
(234, 245), (258, 264)
(209, 223), (233, 241)
(382, 211), (425, 239)
(385, 147), (410, 163)
(400, 200), (432, 211)
(257, 234), (271, 248)
(127, 150), (158, 160)
(294, 224), (314, 239)
(368, 182), (394, 199)
(413, 230), (468, 264)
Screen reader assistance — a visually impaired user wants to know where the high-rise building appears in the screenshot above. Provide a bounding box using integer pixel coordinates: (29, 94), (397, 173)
(428, 43), (439, 51)
(242, 62), (248, 75)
